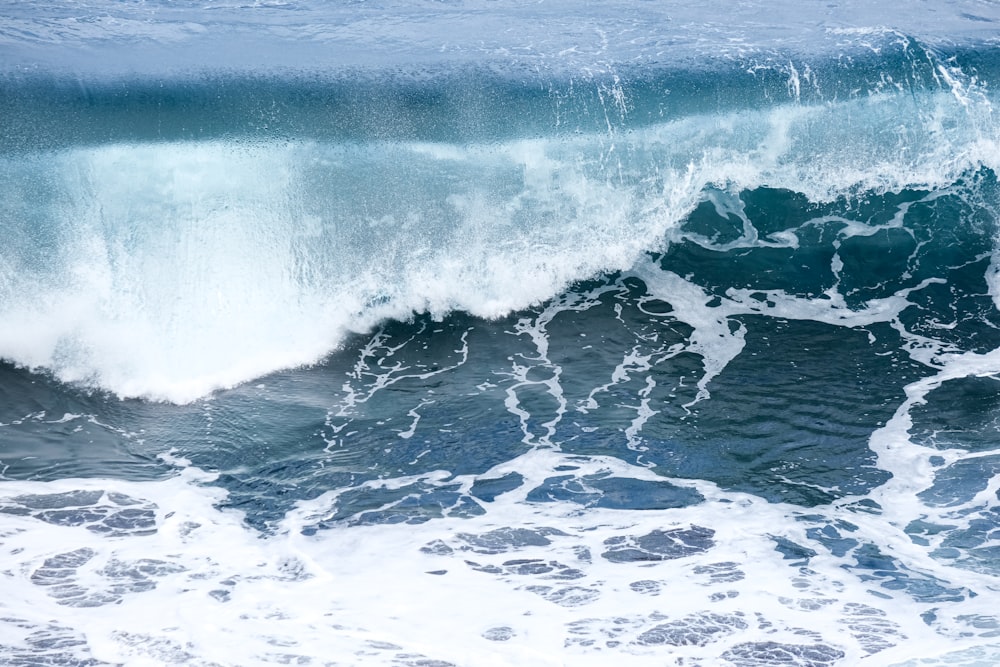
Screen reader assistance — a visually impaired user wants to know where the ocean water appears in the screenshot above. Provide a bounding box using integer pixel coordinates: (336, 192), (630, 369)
(2, 1), (1000, 665)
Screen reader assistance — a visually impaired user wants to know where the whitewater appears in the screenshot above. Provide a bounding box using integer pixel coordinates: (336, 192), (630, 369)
(2, 1), (1000, 665)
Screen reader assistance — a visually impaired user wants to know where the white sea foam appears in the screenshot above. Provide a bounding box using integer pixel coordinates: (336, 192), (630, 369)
(0, 449), (997, 666)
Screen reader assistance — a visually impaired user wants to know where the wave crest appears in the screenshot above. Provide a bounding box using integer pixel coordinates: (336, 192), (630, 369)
(1, 56), (997, 401)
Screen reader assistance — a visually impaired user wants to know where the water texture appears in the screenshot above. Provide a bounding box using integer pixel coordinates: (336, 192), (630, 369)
(2, 2), (1000, 665)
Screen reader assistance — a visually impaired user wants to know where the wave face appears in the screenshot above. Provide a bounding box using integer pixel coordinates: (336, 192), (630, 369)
(2, 31), (1000, 400)
(4, 3), (1000, 666)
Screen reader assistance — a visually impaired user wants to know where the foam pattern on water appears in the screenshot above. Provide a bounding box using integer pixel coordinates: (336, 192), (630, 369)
(0, 448), (998, 666)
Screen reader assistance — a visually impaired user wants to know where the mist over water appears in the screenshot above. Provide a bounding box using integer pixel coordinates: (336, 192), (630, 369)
(3, 2), (1000, 665)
